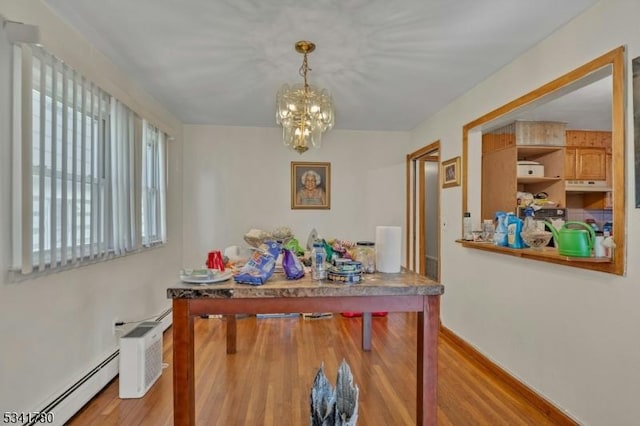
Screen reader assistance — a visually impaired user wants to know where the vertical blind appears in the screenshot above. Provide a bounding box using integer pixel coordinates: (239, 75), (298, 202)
(110, 99), (136, 255)
(12, 44), (168, 275)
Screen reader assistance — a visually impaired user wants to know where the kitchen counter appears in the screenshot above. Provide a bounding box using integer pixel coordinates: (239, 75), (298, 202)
(457, 240), (612, 271)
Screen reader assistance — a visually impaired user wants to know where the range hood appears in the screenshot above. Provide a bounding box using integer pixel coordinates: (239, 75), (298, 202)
(565, 180), (611, 192)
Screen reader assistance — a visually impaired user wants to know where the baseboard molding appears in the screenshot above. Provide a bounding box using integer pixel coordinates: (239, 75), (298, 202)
(156, 307), (173, 332)
(29, 308), (173, 426)
(440, 326), (578, 426)
(30, 351), (120, 426)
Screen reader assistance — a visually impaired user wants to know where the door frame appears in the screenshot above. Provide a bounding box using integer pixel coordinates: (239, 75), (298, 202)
(406, 141), (441, 280)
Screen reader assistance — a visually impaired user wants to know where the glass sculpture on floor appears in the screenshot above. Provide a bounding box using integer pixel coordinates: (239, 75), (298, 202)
(310, 359), (359, 425)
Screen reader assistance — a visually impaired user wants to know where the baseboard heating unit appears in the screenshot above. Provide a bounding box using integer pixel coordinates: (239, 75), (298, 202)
(118, 321), (163, 398)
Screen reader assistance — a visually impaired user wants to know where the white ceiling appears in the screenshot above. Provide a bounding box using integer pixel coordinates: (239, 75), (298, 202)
(42, 0), (600, 131)
(487, 74), (613, 132)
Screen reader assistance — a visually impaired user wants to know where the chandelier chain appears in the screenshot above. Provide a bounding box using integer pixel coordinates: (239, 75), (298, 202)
(299, 53), (311, 91)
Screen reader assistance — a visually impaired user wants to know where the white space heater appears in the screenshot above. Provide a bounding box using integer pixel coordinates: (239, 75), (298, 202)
(119, 321), (163, 398)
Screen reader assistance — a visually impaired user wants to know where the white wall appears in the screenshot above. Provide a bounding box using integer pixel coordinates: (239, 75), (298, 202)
(181, 125), (409, 266)
(411, 0), (640, 424)
(0, 0), (183, 416)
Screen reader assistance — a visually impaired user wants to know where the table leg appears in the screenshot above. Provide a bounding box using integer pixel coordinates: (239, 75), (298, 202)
(416, 295), (440, 426)
(362, 312), (372, 351)
(226, 314), (237, 354)
(172, 299), (195, 426)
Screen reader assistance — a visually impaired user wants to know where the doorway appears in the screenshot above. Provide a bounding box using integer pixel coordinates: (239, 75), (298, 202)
(406, 141), (440, 281)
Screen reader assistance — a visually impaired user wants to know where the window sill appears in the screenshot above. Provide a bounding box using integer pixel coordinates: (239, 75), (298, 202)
(8, 243), (166, 282)
(456, 240), (615, 273)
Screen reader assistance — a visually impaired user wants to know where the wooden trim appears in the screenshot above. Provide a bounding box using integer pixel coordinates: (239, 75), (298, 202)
(406, 141), (441, 276)
(462, 128), (468, 222)
(406, 154), (412, 270)
(418, 159), (426, 275)
(408, 142), (441, 159)
(611, 45), (625, 275)
(440, 326), (579, 426)
(462, 46), (625, 275)
(457, 240), (613, 273)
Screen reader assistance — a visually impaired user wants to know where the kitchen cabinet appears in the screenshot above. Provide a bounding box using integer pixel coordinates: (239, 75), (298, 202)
(565, 147), (606, 180)
(565, 130), (611, 147)
(565, 130), (610, 181)
(565, 148), (576, 179)
(564, 130), (612, 210)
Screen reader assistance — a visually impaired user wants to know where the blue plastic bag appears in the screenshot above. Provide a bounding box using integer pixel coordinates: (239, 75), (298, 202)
(282, 248), (305, 280)
(233, 240), (281, 285)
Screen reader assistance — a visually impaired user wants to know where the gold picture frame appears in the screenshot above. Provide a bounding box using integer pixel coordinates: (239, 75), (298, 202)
(291, 162), (331, 209)
(441, 156), (461, 188)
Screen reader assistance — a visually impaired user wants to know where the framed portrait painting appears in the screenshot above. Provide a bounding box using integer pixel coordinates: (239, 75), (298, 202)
(291, 162), (331, 209)
(441, 156), (461, 188)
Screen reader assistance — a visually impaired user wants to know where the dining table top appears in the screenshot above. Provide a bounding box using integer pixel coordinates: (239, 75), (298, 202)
(167, 268), (444, 300)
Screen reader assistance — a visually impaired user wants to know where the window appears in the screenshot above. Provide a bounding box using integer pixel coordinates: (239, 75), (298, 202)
(141, 120), (167, 247)
(12, 44), (168, 275)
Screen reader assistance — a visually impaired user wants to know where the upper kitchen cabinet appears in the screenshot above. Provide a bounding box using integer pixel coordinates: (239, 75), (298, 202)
(463, 46), (626, 275)
(565, 130), (613, 209)
(565, 130), (611, 181)
(567, 147), (606, 180)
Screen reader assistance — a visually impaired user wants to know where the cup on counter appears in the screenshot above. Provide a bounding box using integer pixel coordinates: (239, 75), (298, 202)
(482, 219), (495, 242)
(206, 250), (225, 271)
(594, 235), (605, 257)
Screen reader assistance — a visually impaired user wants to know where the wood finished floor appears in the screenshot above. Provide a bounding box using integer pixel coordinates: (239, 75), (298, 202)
(68, 313), (559, 425)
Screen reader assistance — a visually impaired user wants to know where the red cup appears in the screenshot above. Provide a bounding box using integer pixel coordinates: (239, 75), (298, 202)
(206, 250), (225, 271)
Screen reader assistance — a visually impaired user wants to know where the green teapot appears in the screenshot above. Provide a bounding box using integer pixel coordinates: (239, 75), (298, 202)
(544, 221), (595, 257)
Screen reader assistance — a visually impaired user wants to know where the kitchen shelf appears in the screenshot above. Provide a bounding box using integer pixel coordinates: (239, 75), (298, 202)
(517, 176), (562, 184)
(456, 240), (612, 271)
(482, 129), (566, 222)
(516, 145), (565, 158)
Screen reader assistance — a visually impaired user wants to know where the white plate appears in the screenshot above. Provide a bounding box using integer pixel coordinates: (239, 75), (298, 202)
(181, 270), (234, 284)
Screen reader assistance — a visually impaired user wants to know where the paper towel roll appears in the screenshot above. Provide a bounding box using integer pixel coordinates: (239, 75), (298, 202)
(375, 226), (402, 273)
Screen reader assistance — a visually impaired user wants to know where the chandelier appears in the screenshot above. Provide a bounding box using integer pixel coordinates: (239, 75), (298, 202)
(276, 41), (335, 154)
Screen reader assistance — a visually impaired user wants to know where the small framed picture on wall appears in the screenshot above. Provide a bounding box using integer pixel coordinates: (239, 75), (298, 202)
(291, 162), (331, 209)
(441, 156), (461, 188)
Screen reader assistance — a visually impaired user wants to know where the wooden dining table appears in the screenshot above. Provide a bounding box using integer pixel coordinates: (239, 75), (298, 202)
(167, 268), (444, 425)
